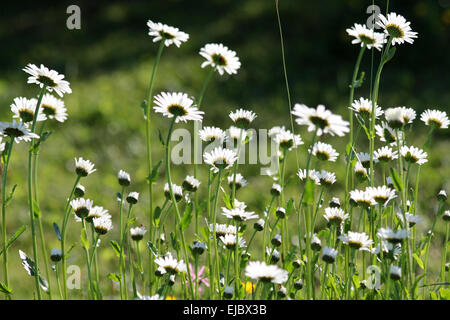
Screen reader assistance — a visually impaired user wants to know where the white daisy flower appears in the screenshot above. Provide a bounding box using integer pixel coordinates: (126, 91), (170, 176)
(371, 241), (402, 258)
(245, 261), (288, 284)
(23, 64), (72, 97)
(270, 183), (282, 196)
(354, 162), (368, 180)
(324, 207), (349, 226)
(147, 20), (189, 47)
(209, 223), (237, 237)
(400, 146), (428, 165)
(130, 225), (147, 241)
(70, 198), (93, 219)
(164, 183), (183, 202)
(375, 121), (402, 144)
(339, 231), (373, 251)
(118, 170), (131, 186)
(155, 252), (187, 274)
(329, 197), (341, 208)
(377, 12), (418, 45)
(228, 173), (247, 190)
(274, 128), (303, 150)
(374, 146), (398, 162)
(74, 157), (96, 177)
(0, 138), (5, 153)
(384, 107), (405, 129)
(40, 94), (68, 123)
(311, 142), (339, 162)
(350, 97), (384, 119)
(443, 210), (450, 222)
(199, 43), (241, 75)
(317, 170), (336, 186)
(291, 103), (350, 137)
(322, 246), (339, 263)
(366, 185), (397, 206)
(203, 147), (237, 172)
(346, 23), (386, 51)
(349, 189), (376, 208)
(0, 120), (39, 144)
(85, 205), (110, 223)
(396, 212), (423, 227)
(226, 126), (249, 145)
(199, 126), (226, 143)
(220, 233), (246, 250)
(275, 207), (286, 219)
(229, 108), (257, 129)
(126, 192), (139, 204)
(182, 175), (200, 192)
(268, 126), (286, 139)
(377, 227), (409, 244)
(399, 107), (416, 124)
(153, 92), (203, 122)
(357, 152), (379, 169)
(93, 215), (113, 235)
(311, 233), (322, 251)
(390, 265), (402, 280)
(437, 190), (447, 202)
(420, 109), (449, 129)
(297, 168), (320, 185)
(222, 206), (258, 222)
(11, 97), (45, 123)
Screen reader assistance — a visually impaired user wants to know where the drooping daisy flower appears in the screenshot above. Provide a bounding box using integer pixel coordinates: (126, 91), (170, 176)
(153, 92), (203, 122)
(271, 234), (282, 247)
(339, 231), (373, 251)
(220, 233), (246, 250)
(254, 219), (265, 231)
(209, 223), (237, 237)
(227, 173), (247, 190)
(377, 12), (418, 45)
(366, 185), (397, 206)
(226, 126), (248, 145)
(40, 94), (68, 123)
(147, 20), (189, 47)
(222, 206), (258, 222)
(399, 107), (416, 124)
(199, 43), (241, 75)
(0, 120), (39, 144)
(270, 183), (282, 196)
(350, 97), (384, 119)
(245, 261), (288, 284)
(349, 189), (375, 208)
(329, 197), (341, 208)
(155, 252), (187, 274)
(118, 170), (131, 186)
(357, 152), (379, 168)
(389, 265), (402, 280)
(130, 225), (147, 241)
(346, 23), (386, 51)
(291, 103), (350, 137)
(374, 146), (398, 162)
(74, 184), (85, 198)
(322, 246), (339, 263)
(203, 147), (237, 172)
(311, 142), (339, 162)
(274, 128), (303, 150)
(375, 121), (402, 144)
(93, 215), (113, 235)
(74, 157), (96, 177)
(275, 207), (286, 219)
(85, 205), (110, 223)
(164, 183), (183, 202)
(400, 146), (428, 165)
(229, 109), (257, 129)
(50, 248), (62, 262)
(317, 170), (336, 186)
(70, 198), (93, 219)
(10, 97), (45, 123)
(443, 210), (450, 222)
(371, 241), (402, 259)
(377, 227), (409, 244)
(297, 168), (320, 185)
(182, 175), (200, 192)
(126, 192), (139, 204)
(384, 107), (405, 129)
(267, 248), (281, 264)
(354, 162), (368, 181)
(268, 126), (286, 139)
(311, 233), (322, 251)
(396, 212), (422, 227)
(199, 126), (226, 143)
(324, 207), (349, 226)
(23, 64), (72, 97)
(420, 109), (449, 129)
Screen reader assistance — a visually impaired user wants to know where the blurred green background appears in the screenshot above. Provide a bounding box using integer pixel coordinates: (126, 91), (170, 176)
(0, 0), (449, 299)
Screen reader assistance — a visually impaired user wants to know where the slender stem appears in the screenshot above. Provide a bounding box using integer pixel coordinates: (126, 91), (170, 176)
(145, 41), (164, 295)
(234, 220), (240, 298)
(118, 185), (126, 299)
(348, 45), (366, 147)
(230, 129), (244, 207)
(211, 168), (224, 299)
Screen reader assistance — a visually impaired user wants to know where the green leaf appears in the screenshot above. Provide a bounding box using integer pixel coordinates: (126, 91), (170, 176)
(0, 226), (27, 256)
(223, 192), (232, 209)
(65, 243), (76, 258)
(53, 222), (61, 241)
(181, 202), (193, 231)
(317, 229), (329, 240)
(351, 71), (365, 89)
(32, 200), (41, 218)
(110, 240), (121, 257)
(81, 229), (90, 250)
(141, 100), (148, 117)
(285, 198), (294, 217)
(146, 241), (159, 257)
(127, 217), (137, 228)
(153, 206), (162, 227)
(108, 273), (121, 282)
(389, 168), (404, 192)
(5, 184), (17, 207)
(0, 281), (11, 294)
(439, 288), (450, 300)
(413, 253), (424, 270)
(383, 47), (396, 63)
(158, 129), (165, 146)
(430, 291), (438, 300)
(150, 160), (162, 183)
(303, 179), (315, 205)
(170, 232), (179, 251)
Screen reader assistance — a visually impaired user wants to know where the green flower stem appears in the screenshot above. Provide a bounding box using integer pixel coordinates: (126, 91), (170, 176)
(118, 185), (127, 299)
(344, 124), (362, 212)
(55, 263), (63, 300)
(164, 117), (195, 298)
(81, 218), (94, 299)
(206, 170), (215, 298)
(279, 148), (288, 263)
(262, 195), (276, 260)
(122, 202), (134, 299)
(211, 167), (224, 299)
(423, 202), (442, 297)
(135, 240), (144, 288)
(27, 85), (46, 300)
(230, 128), (244, 207)
(243, 229), (257, 258)
(441, 223), (449, 283)
(145, 41), (164, 295)
(90, 224), (101, 299)
(234, 220), (241, 298)
(60, 175), (81, 299)
(1, 137), (14, 293)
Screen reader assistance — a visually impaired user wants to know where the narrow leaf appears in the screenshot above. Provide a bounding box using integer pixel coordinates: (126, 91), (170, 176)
(147, 241), (159, 257)
(53, 222), (62, 241)
(390, 168), (404, 192)
(110, 240), (121, 257)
